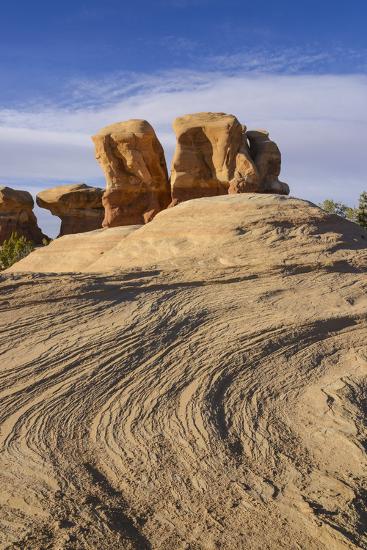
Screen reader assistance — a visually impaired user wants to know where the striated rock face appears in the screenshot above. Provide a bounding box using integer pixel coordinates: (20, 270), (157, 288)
(0, 186), (46, 244)
(36, 183), (104, 237)
(92, 119), (170, 227)
(170, 112), (289, 203)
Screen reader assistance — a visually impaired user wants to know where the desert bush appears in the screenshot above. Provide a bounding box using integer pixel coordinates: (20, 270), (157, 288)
(0, 232), (34, 270)
(320, 192), (367, 230)
(319, 199), (357, 222)
(357, 191), (367, 229)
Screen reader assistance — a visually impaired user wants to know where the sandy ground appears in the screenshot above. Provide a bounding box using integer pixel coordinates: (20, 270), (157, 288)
(1, 195), (367, 549)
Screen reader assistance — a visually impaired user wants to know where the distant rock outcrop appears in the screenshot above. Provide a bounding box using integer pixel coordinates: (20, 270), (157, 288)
(171, 112), (289, 203)
(92, 119), (171, 227)
(36, 183), (104, 237)
(0, 186), (46, 244)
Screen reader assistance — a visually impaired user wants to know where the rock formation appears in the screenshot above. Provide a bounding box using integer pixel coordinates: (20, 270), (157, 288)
(0, 186), (46, 244)
(92, 119), (171, 227)
(170, 112), (245, 204)
(170, 112), (289, 203)
(36, 183), (104, 237)
(245, 130), (289, 195)
(227, 129), (261, 194)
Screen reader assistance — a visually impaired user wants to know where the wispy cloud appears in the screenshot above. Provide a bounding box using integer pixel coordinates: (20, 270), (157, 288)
(3, 45), (364, 113)
(209, 49), (342, 73)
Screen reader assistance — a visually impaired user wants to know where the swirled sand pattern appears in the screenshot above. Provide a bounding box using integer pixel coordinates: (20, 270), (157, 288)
(1, 195), (367, 549)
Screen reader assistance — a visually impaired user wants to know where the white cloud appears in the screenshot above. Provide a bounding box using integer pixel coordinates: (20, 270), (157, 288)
(0, 127), (97, 181)
(0, 71), (366, 237)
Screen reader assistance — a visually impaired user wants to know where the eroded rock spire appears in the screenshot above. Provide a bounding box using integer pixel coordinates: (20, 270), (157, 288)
(92, 119), (171, 227)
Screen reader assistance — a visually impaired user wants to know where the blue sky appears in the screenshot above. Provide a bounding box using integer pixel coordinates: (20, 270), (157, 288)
(0, 0), (366, 236)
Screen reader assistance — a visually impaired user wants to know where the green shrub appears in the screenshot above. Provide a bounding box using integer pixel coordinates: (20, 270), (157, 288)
(0, 232), (34, 270)
(357, 191), (367, 229)
(319, 199), (357, 222)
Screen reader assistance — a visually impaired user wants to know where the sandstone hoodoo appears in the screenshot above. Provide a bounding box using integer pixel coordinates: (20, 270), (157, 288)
(170, 112), (289, 203)
(0, 186), (46, 244)
(244, 130), (289, 195)
(170, 112), (247, 203)
(91, 113), (289, 224)
(36, 183), (104, 237)
(92, 119), (171, 227)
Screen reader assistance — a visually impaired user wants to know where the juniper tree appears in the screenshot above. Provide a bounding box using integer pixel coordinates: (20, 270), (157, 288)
(319, 199), (357, 221)
(0, 232), (34, 270)
(357, 191), (367, 229)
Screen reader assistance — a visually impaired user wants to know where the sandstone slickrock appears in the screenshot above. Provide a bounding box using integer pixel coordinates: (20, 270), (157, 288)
(36, 183), (104, 237)
(0, 186), (46, 244)
(9, 194), (367, 275)
(6, 226), (141, 273)
(170, 112), (289, 203)
(92, 119), (170, 227)
(2, 194), (367, 549)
